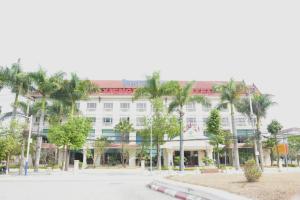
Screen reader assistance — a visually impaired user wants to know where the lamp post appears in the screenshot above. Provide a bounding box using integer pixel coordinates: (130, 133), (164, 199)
(25, 115), (33, 176)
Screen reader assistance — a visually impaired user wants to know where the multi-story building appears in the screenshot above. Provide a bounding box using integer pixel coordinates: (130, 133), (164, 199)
(36, 80), (265, 167)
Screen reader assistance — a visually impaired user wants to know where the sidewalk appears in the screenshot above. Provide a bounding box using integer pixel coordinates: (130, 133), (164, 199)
(148, 178), (251, 200)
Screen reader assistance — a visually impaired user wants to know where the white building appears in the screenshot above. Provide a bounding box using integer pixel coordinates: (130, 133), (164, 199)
(35, 80), (265, 167)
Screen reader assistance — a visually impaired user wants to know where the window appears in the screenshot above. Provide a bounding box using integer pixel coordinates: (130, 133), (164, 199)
(186, 103), (196, 112)
(202, 117), (208, 126)
(103, 103), (113, 111)
(235, 117), (247, 126)
(202, 105), (211, 112)
(88, 129), (95, 138)
(103, 117), (113, 126)
(237, 129), (254, 143)
(136, 117), (146, 127)
(186, 117), (197, 127)
(136, 103), (146, 112)
(87, 117), (96, 124)
(221, 117), (229, 127)
(120, 116), (130, 122)
(87, 102), (97, 111)
(120, 103), (130, 112)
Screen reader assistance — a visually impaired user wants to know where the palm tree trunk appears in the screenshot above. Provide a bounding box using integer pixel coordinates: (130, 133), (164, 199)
(34, 98), (46, 172)
(179, 114), (184, 171)
(5, 155), (9, 175)
(157, 140), (161, 170)
(256, 118), (264, 171)
(230, 104), (240, 170)
(275, 135), (280, 168)
(121, 133), (125, 167)
(12, 91), (19, 120)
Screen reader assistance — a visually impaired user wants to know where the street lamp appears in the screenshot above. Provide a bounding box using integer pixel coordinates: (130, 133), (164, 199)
(15, 114), (33, 175)
(25, 115), (33, 176)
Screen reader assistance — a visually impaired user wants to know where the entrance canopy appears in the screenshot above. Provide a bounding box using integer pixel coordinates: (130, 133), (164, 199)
(161, 128), (213, 151)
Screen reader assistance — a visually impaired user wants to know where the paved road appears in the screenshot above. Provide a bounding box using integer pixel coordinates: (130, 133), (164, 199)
(0, 169), (174, 200)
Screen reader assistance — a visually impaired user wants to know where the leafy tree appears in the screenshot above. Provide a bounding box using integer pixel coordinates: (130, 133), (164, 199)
(114, 119), (134, 167)
(168, 81), (210, 171)
(206, 109), (227, 168)
(0, 121), (26, 174)
(133, 71), (178, 169)
(236, 93), (275, 170)
(30, 68), (64, 172)
(213, 78), (246, 170)
(93, 137), (110, 167)
(139, 98), (180, 169)
(267, 120), (283, 168)
(288, 136), (300, 165)
(48, 116), (92, 171)
(263, 138), (277, 166)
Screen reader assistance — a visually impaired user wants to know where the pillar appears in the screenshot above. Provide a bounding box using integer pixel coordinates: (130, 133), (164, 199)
(198, 150), (205, 166)
(163, 149), (174, 169)
(57, 147), (64, 167)
(95, 154), (101, 167)
(263, 149), (271, 166)
(82, 147), (87, 169)
(128, 149), (136, 167)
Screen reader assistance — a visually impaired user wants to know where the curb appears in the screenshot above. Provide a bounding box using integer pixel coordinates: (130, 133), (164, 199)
(147, 180), (252, 200)
(147, 182), (203, 200)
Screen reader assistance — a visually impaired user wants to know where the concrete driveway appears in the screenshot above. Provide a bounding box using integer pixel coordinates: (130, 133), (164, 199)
(0, 169), (174, 200)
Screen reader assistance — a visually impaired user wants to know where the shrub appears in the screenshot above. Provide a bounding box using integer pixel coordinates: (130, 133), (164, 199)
(202, 157), (214, 166)
(243, 159), (262, 182)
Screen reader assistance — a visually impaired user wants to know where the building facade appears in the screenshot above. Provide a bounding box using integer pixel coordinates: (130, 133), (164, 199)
(35, 80), (266, 167)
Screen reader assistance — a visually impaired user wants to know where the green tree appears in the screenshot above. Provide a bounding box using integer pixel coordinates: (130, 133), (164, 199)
(206, 109), (226, 168)
(0, 121), (25, 174)
(114, 119), (134, 167)
(139, 98), (180, 169)
(51, 73), (99, 117)
(288, 136), (300, 165)
(30, 68), (65, 171)
(263, 138), (276, 166)
(2, 59), (31, 120)
(168, 81), (210, 171)
(48, 116), (92, 171)
(93, 137), (110, 167)
(236, 93), (275, 170)
(267, 120), (283, 168)
(133, 71), (178, 169)
(213, 79), (246, 170)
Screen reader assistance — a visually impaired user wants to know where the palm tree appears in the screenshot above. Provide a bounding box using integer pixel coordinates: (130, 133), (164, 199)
(50, 73), (98, 170)
(30, 69), (64, 172)
(114, 119), (134, 167)
(51, 73), (99, 117)
(236, 93), (275, 170)
(133, 71), (178, 169)
(168, 81), (210, 171)
(213, 79), (246, 170)
(3, 59), (31, 120)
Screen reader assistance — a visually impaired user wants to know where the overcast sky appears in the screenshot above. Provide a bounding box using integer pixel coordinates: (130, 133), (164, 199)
(0, 0), (299, 129)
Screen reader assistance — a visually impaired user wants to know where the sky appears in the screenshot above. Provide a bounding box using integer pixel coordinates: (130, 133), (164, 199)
(0, 0), (299, 129)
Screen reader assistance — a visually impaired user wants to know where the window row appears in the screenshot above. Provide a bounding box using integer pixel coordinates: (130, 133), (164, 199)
(82, 102), (147, 112)
(87, 117), (146, 127)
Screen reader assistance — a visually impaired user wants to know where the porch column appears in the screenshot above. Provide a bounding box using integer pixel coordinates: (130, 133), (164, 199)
(58, 147), (64, 167)
(95, 154), (101, 167)
(263, 149), (271, 166)
(128, 149), (136, 167)
(198, 150), (205, 166)
(82, 147), (87, 169)
(207, 148), (213, 160)
(163, 149), (174, 169)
